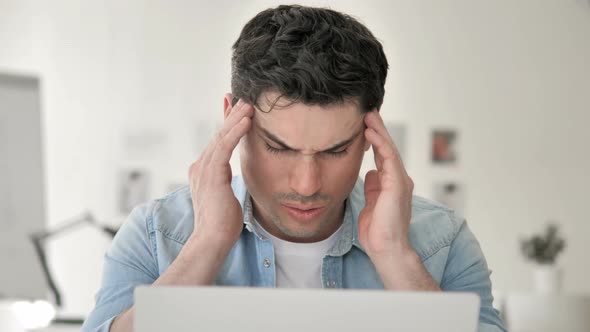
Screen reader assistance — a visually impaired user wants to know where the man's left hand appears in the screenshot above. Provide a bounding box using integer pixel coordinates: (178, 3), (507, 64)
(358, 110), (414, 259)
(358, 111), (440, 291)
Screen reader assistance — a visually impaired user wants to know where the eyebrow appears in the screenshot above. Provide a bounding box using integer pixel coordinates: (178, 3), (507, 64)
(257, 126), (363, 153)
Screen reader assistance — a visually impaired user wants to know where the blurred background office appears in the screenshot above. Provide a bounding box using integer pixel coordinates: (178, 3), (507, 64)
(1, 0), (589, 331)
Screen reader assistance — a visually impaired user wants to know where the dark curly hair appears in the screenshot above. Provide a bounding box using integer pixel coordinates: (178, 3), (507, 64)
(231, 5), (388, 113)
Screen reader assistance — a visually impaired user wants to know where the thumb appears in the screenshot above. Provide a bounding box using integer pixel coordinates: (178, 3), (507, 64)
(364, 170), (380, 209)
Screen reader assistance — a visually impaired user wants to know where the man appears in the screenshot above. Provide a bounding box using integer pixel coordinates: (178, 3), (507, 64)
(82, 5), (506, 332)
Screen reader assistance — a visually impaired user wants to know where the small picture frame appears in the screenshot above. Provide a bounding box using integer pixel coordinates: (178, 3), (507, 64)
(431, 129), (458, 165)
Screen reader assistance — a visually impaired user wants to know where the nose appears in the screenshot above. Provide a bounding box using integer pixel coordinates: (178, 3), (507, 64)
(288, 156), (322, 198)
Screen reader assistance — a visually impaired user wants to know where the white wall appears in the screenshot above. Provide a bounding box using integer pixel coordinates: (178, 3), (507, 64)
(0, 74), (47, 300)
(1, 0), (588, 317)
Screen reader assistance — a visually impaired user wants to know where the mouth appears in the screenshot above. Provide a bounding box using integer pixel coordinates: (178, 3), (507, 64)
(281, 204), (325, 222)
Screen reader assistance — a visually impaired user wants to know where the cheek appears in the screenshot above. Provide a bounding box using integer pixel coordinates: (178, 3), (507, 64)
(319, 148), (365, 194)
(240, 137), (286, 184)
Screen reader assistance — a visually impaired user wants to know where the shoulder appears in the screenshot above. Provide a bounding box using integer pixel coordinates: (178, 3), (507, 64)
(147, 185), (194, 244)
(409, 195), (465, 261)
(142, 176), (248, 245)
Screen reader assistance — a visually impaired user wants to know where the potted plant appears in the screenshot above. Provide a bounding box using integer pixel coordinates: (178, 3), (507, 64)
(520, 223), (566, 293)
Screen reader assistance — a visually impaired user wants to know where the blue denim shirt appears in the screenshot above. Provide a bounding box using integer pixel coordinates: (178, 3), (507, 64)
(82, 176), (506, 332)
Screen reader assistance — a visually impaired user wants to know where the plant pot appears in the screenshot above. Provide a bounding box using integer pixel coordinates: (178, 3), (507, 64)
(533, 264), (562, 294)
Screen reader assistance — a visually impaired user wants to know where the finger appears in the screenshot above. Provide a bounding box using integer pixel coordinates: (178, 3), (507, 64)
(220, 99), (254, 137)
(199, 100), (253, 167)
(365, 127), (407, 182)
(365, 112), (405, 167)
(210, 116), (252, 166)
(365, 127), (385, 171)
(364, 111), (398, 153)
(364, 170), (380, 209)
(188, 101), (250, 194)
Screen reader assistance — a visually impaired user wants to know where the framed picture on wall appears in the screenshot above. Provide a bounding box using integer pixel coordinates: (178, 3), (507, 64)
(431, 129), (458, 165)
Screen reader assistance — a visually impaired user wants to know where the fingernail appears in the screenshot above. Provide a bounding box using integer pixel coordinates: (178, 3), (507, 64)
(236, 99), (244, 107)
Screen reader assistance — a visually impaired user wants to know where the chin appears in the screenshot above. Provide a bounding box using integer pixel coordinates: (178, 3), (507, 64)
(275, 215), (331, 241)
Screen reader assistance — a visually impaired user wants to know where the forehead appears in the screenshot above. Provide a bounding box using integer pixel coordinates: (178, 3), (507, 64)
(252, 92), (364, 149)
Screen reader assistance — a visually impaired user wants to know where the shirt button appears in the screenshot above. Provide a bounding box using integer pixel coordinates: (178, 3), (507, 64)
(263, 258), (271, 268)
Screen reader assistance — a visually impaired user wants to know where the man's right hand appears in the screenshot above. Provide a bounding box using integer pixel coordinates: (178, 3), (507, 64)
(110, 95), (253, 332)
(188, 94), (253, 251)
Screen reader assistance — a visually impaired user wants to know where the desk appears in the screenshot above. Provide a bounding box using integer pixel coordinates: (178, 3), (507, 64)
(503, 294), (590, 332)
(37, 324), (82, 332)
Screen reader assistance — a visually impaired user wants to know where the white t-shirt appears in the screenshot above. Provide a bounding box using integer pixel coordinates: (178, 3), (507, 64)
(251, 218), (344, 288)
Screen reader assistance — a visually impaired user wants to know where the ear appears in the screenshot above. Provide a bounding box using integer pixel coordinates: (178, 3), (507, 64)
(223, 93), (233, 120)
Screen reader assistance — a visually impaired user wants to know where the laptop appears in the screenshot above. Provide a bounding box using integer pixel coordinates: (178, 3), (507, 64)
(135, 286), (480, 332)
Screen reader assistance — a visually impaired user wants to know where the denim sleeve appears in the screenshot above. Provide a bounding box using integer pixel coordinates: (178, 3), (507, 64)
(440, 220), (507, 332)
(81, 202), (159, 332)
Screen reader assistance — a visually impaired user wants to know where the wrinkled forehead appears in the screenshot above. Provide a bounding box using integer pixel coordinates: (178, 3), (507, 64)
(252, 94), (365, 150)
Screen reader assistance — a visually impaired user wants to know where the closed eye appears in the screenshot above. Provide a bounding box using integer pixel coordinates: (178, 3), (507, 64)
(323, 149), (348, 158)
(265, 143), (292, 155)
(265, 143), (348, 158)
